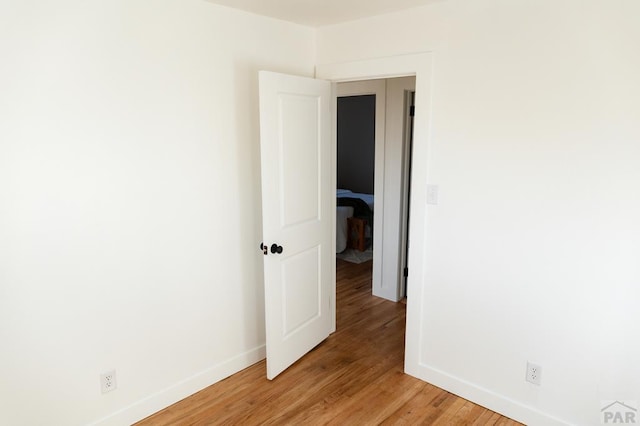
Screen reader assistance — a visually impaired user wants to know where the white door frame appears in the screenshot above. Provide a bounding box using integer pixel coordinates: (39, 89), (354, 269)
(316, 52), (433, 376)
(383, 77), (416, 302)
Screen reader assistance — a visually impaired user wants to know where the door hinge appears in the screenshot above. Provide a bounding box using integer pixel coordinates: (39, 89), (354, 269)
(404, 267), (409, 277)
(409, 105), (415, 117)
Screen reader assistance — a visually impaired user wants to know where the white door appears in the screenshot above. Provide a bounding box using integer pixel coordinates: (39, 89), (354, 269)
(258, 71), (333, 380)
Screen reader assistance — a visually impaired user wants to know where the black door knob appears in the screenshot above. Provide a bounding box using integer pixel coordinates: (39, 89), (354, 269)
(270, 243), (283, 254)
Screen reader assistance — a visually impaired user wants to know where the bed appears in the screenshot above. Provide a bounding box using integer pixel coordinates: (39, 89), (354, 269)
(336, 189), (374, 253)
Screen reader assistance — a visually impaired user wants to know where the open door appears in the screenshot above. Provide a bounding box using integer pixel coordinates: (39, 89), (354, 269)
(258, 71), (334, 380)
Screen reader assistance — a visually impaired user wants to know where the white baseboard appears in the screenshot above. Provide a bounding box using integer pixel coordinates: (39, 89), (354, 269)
(90, 345), (266, 426)
(405, 362), (571, 426)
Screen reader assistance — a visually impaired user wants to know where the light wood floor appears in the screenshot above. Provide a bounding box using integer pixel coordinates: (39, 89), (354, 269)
(137, 259), (522, 425)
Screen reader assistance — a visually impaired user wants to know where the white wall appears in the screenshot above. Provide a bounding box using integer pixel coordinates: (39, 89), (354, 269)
(319, 1), (640, 425)
(0, 1), (315, 424)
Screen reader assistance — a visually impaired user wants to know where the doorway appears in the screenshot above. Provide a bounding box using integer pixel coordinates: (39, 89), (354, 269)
(335, 77), (416, 303)
(317, 52), (434, 382)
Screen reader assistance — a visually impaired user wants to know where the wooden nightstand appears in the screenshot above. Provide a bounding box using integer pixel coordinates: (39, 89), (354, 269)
(347, 217), (367, 252)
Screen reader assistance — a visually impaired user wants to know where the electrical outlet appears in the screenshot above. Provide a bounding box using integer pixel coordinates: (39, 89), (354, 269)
(100, 370), (117, 394)
(526, 362), (542, 385)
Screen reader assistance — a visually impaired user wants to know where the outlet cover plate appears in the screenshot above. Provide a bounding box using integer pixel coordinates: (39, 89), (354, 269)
(101, 370), (117, 394)
(526, 362), (542, 385)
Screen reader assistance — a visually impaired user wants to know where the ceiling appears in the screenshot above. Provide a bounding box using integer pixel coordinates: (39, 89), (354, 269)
(205, 0), (442, 27)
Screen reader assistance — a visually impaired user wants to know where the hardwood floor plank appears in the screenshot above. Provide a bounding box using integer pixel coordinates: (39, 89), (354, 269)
(136, 259), (522, 426)
(380, 383), (443, 425)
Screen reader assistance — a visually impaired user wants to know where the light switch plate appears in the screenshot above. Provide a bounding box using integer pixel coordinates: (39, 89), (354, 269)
(427, 185), (439, 205)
